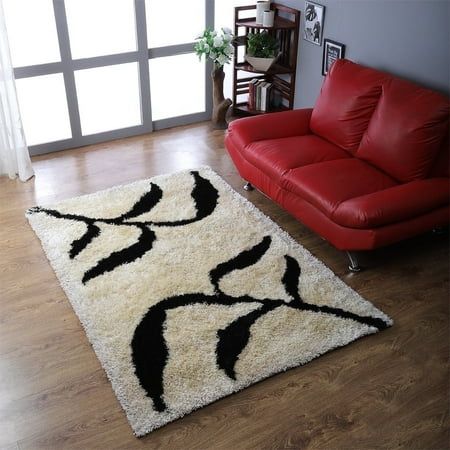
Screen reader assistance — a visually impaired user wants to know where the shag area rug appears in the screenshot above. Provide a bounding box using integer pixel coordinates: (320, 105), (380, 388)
(26, 167), (392, 436)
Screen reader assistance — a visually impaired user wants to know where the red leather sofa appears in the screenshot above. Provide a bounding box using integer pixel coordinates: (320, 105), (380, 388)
(225, 59), (450, 271)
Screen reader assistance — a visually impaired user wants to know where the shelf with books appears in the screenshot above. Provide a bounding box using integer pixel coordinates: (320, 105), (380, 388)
(232, 3), (300, 117)
(239, 75), (292, 114)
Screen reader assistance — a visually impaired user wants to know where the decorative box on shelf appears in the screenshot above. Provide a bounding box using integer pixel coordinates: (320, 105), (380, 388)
(232, 3), (300, 116)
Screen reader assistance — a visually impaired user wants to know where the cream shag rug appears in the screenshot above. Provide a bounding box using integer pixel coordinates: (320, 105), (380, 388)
(26, 167), (392, 436)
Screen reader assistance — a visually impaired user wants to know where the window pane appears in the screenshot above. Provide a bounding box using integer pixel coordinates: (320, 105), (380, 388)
(149, 53), (205, 121)
(214, 0), (254, 30)
(75, 63), (141, 135)
(215, 0), (251, 99)
(146, 0), (205, 48)
(65, 0), (136, 59)
(15, 74), (71, 145)
(2, 0), (60, 67)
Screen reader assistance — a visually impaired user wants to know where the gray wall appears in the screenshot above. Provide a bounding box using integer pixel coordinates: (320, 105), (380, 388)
(280, 0), (450, 108)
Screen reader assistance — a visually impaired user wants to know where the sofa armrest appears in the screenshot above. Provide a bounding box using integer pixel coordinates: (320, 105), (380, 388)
(227, 108), (313, 150)
(333, 178), (450, 229)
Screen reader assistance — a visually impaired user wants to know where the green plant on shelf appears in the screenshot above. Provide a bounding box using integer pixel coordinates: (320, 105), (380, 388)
(246, 31), (279, 58)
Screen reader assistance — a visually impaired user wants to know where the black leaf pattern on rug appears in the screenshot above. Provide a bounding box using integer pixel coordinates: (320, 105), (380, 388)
(27, 171), (218, 284)
(282, 255), (302, 302)
(82, 225), (156, 284)
(151, 171), (219, 227)
(209, 235), (271, 293)
(119, 183), (163, 221)
(69, 223), (100, 259)
(216, 302), (279, 380)
(131, 236), (390, 413)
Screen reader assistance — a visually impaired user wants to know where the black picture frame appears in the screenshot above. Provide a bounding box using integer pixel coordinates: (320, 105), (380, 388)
(303, 1), (325, 46)
(322, 39), (345, 76)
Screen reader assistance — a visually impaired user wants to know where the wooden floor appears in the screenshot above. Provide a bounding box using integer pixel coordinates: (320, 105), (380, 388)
(0, 122), (448, 450)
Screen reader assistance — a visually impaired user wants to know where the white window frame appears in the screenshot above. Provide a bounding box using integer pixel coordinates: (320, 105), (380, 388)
(12, 0), (213, 155)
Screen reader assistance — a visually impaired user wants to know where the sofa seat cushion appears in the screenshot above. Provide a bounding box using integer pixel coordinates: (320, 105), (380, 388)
(243, 135), (351, 183)
(332, 178), (450, 229)
(282, 159), (398, 221)
(357, 78), (450, 183)
(310, 59), (389, 154)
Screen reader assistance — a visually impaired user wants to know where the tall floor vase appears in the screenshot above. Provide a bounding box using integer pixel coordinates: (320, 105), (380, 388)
(211, 65), (232, 130)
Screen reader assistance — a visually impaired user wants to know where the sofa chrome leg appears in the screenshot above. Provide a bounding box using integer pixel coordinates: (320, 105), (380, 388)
(346, 251), (361, 273)
(244, 182), (254, 191)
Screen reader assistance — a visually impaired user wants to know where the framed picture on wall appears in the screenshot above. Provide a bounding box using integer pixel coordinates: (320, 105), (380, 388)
(304, 1), (325, 46)
(322, 39), (345, 76)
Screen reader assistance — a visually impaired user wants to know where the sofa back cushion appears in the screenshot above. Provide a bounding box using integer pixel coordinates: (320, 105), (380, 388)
(310, 59), (388, 154)
(357, 78), (450, 183)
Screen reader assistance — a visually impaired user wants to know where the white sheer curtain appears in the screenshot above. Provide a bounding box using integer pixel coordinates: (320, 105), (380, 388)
(0, 0), (33, 181)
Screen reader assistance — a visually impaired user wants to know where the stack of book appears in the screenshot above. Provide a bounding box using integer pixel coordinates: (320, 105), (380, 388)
(248, 79), (273, 112)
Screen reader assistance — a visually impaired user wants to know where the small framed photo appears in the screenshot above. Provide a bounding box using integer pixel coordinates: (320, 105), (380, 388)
(304, 1), (325, 46)
(322, 39), (345, 76)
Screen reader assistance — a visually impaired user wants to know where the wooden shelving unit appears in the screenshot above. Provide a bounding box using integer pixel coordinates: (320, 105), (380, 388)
(232, 3), (300, 116)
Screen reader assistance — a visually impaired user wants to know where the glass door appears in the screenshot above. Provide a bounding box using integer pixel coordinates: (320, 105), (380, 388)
(3, 0), (213, 155)
(145, 0), (212, 130)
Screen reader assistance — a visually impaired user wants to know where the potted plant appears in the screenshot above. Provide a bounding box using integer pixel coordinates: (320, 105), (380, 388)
(194, 28), (234, 129)
(245, 31), (279, 71)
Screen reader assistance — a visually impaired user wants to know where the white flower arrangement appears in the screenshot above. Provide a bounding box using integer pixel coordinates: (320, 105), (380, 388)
(194, 28), (234, 68)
